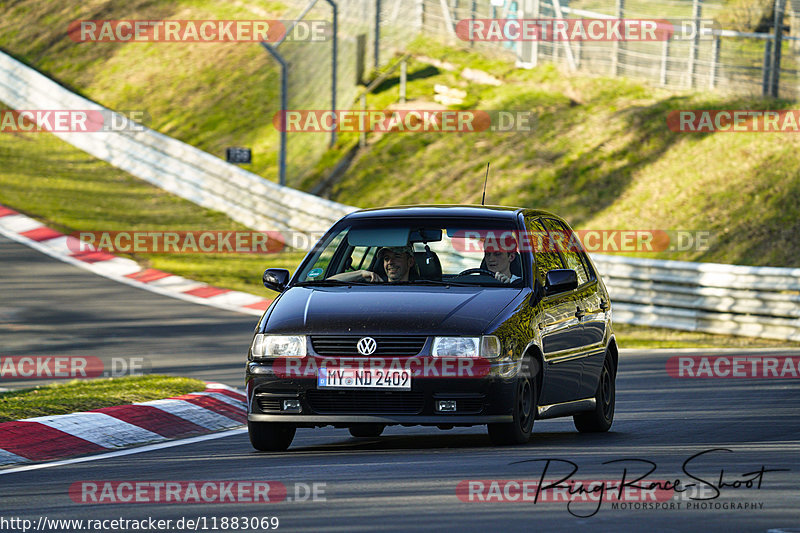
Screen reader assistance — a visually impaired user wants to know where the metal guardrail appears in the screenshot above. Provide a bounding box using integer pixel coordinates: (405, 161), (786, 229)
(0, 51), (356, 245)
(592, 255), (800, 341)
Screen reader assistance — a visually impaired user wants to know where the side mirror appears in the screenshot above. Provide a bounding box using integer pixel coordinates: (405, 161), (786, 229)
(263, 268), (290, 292)
(545, 269), (578, 295)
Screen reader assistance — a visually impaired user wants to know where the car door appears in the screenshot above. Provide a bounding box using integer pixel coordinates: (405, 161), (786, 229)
(547, 218), (608, 400)
(527, 217), (583, 405)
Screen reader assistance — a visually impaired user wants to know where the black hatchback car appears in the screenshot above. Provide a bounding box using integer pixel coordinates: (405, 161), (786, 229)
(246, 206), (617, 451)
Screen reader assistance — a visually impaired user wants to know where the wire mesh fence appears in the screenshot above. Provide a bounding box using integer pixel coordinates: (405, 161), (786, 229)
(416, 0), (800, 98)
(267, 0), (417, 186)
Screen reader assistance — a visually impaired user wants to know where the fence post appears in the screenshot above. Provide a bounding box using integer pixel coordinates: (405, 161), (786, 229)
(356, 34), (366, 85)
(762, 39), (772, 96)
(531, 0), (539, 67)
(374, 0), (381, 68)
(360, 94), (367, 147)
(325, 0), (338, 147)
(688, 0), (702, 88)
(660, 39), (670, 86)
(260, 42), (288, 187)
(709, 36), (720, 90)
(770, 0), (786, 97)
(439, 0), (459, 40)
(470, 0), (477, 47)
(612, 0), (625, 76)
(400, 59), (407, 103)
(551, 0), (576, 71)
(416, 0), (424, 33)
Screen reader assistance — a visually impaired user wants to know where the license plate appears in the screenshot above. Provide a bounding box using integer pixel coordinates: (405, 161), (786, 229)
(318, 367), (411, 390)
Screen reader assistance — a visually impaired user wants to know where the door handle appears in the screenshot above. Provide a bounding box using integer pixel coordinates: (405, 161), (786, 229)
(575, 306), (585, 319)
(600, 299), (609, 311)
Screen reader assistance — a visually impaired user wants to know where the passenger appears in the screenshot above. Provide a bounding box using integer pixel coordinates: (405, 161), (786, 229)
(330, 245), (416, 283)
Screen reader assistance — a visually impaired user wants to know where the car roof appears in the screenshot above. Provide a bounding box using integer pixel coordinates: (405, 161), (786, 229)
(343, 205), (560, 221)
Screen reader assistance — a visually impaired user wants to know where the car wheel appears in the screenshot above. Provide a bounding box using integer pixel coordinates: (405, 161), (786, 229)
(487, 372), (536, 446)
(248, 421), (296, 451)
(348, 424), (385, 438)
(573, 355), (615, 433)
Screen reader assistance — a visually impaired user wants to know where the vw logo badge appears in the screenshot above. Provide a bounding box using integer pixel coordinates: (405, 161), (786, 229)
(357, 337), (377, 356)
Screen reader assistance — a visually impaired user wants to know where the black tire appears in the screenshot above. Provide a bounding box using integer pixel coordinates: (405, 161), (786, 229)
(248, 421), (296, 451)
(348, 424), (385, 438)
(573, 355), (615, 433)
(488, 372), (536, 445)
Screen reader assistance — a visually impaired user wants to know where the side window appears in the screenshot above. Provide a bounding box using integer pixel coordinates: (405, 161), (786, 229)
(526, 217), (564, 286)
(543, 218), (590, 286)
(349, 246), (377, 271)
(313, 231), (346, 279)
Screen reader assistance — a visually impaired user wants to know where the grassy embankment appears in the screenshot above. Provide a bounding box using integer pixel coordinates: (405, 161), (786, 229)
(316, 39), (800, 267)
(0, 376), (206, 422)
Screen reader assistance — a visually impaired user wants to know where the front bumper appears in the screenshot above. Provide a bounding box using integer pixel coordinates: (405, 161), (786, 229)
(246, 359), (518, 427)
(248, 414), (512, 424)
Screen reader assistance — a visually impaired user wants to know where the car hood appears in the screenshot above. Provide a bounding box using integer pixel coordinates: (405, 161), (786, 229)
(263, 286), (523, 335)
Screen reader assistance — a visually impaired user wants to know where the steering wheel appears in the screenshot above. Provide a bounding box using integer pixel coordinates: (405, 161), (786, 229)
(457, 268), (496, 277)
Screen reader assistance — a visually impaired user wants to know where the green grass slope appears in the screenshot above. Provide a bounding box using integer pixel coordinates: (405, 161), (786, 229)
(0, 0), (291, 181)
(322, 40), (800, 267)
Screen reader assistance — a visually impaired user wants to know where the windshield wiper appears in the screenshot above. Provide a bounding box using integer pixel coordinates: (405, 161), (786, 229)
(294, 279), (373, 286)
(400, 279), (478, 287)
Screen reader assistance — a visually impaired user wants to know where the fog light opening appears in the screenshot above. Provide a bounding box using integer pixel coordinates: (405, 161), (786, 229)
(282, 399), (302, 413)
(437, 400), (457, 412)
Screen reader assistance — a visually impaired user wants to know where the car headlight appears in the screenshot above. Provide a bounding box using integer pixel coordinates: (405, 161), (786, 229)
(250, 334), (307, 360)
(432, 336), (501, 358)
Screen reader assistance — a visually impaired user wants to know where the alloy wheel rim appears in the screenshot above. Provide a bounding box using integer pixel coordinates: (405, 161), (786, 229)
(601, 367), (613, 419)
(519, 379), (533, 430)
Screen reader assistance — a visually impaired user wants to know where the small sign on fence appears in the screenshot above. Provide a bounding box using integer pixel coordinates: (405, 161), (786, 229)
(225, 147), (252, 164)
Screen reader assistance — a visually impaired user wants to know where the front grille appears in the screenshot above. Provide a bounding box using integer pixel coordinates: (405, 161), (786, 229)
(306, 390), (425, 414)
(310, 336), (427, 357)
(255, 396), (283, 412)
(453, 397), (484, 414)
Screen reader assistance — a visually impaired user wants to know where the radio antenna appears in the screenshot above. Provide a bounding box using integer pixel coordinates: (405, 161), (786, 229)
(481, 162), (490, 206)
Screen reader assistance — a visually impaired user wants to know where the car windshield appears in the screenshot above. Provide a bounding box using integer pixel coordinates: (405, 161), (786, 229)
(294, 218), (526, 287)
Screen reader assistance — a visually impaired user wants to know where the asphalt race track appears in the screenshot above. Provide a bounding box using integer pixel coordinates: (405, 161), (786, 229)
(2, 235), (800, 532)
(0, 235), (256, 390)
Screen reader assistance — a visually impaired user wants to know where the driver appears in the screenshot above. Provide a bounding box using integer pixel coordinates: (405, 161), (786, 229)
(483, 239), (520, 284)
(330, 245), (416, 283)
